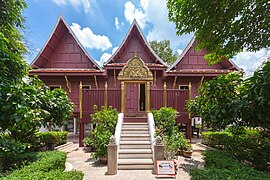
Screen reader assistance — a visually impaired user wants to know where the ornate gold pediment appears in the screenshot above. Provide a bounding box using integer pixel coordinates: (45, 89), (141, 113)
(118, 53), (153, 81)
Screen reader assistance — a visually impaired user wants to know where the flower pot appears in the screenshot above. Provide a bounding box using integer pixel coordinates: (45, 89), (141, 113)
(84, 146), (92, 152)
(99, 156), (107, 164)
(183, 150), (193, 158)
(48, 143), (55, 150)
(177, 149), (184, 156)
(39, 146), (47, 151)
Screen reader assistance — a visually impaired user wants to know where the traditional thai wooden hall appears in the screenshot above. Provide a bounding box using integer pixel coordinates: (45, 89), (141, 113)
(30, 16), (240, 151)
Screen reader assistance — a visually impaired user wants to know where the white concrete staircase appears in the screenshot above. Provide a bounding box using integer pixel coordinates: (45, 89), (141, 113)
(118, 121), (154, 170)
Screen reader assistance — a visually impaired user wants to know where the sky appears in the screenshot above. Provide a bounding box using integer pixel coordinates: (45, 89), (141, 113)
(24, 0), (269, 75)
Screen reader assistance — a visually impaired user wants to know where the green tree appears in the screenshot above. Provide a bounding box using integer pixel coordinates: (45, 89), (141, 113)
(0, 0), (28, 82)
(149, 40), (178, 65)
(186, 72), (244, 130)
(167, 0), (269, 64)
(242, 60), (270, 129)
(0, 0), (73, 142)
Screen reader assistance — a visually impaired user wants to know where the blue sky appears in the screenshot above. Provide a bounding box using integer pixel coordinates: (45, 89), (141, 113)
(24, 0), (269, 75)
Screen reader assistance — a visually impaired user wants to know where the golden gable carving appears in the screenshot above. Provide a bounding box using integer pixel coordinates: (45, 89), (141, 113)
(118, 53), (153, 81)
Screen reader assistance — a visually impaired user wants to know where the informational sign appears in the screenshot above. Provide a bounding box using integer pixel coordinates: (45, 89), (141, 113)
(156, 160), (176, 178)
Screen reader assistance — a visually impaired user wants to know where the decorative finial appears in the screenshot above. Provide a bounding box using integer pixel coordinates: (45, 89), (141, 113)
(134, 52), (138, 58)
(109, 135), (116, 144)
(156, 136), (162, 145)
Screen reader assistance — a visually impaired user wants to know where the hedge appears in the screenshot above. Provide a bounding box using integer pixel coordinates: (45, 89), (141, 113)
(190, 150), (270, 180)
(35, 131), (69, 147)
(2, 151), (83, 180)
(202, 130), (270, 171)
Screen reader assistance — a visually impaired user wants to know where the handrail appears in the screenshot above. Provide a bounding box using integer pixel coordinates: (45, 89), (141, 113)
(147, 113), (155, 144)
(114, 113), (124, 145)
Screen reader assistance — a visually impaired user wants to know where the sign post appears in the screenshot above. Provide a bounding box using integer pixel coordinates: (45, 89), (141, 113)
(156, 160), (176, 178)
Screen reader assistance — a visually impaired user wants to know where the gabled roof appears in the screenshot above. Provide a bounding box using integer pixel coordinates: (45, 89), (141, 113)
(104, 20), (167, 67)
(31, 16), (102, 70)
(167, 36), (241, 71)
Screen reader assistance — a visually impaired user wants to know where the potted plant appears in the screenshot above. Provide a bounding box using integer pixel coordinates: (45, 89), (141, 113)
(83, 136), (93, 152)
(183, 140), (193, 158)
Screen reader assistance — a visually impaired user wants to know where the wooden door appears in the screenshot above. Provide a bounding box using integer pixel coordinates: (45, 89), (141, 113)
(126, 83), (139, 114)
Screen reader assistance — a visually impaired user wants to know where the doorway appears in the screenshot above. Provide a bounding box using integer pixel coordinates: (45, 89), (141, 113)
(139, 84), (146, 111)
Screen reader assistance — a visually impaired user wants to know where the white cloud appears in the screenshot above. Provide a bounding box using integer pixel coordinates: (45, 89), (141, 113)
(177, 49), (183, 55)
(124, 1), (146, 29)
(70, 23), (112, 51)
(52, 0), (90, 13)
(115, 17), (120, 30)
(122, 0), (192, 50)
(140, 0), (192, 50)
(99, 46), (119, 66)
(233, 48), (270, 76)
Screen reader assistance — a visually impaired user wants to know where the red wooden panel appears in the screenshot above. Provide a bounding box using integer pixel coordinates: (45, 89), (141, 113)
(82, 89), (105, 122)
(107, 89), (121, 111)
(150, 89), (164, 110)
(126, 83), (138, 113)
(166, 90), (189, 113)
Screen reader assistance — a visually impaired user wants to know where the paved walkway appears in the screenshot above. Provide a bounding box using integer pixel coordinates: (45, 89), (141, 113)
(60, 143), (205, 180)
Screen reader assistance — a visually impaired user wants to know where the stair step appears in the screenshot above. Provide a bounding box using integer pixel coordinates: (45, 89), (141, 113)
(123, 123), (148, 125)
(123, 125), (148, 128)
(119, 149), (152, 154)
(122, 130), (149, 134)
(118, 158), (153, 165)
(120, 144), (151, 149)
(122, 127), (149, 131)
(120, 141), (150, 145)
(121, 137), (150, 141)
(121, 134), (150, 137)
(118, 164), (154, 170)
(119, 153), (152, 159)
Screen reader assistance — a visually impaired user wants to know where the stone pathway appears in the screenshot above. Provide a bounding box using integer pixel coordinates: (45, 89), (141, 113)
(60, 143), (205, 180)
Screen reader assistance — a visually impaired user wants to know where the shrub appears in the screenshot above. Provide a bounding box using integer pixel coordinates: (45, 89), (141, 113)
(190, 150), (270, 180)
(202, 130), (270, 171)
(3, 151), (68, 179)
(91, 106), (118, 159)
(35, 131), (68, 148)
(152, 107), (177, 136)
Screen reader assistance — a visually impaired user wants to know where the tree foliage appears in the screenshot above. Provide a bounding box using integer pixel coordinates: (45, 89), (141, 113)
(149, 40), (177, 65)
(187, 60), (270, 130)
(167, 0), (270, 64)
(0, 0), (73, 142)
(186, 72), (244, 130)
(242, 60), (270, 129)
(0, 77), (73, 141)
(0, 0), (28, 82)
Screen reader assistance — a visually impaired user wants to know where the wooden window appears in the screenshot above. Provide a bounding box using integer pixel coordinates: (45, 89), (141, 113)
(179, 85), (189, 90)
(49, 85), (61, 90)
(82, 85), (91, 90)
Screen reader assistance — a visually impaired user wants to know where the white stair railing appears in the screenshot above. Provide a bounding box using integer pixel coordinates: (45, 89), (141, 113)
(114, 113), (124, 147)
(147, 112), (155, 159)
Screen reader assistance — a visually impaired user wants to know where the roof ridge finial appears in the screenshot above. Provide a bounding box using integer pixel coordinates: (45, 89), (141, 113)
(134, 52), (138, 58)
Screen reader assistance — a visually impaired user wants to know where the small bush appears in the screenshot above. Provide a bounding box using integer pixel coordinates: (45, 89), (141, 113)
(35, 131), (68, 148)
(3, 151), (69, 179)
(91, 106), (118, 159)
(202, 130), (270, 171)
(190, 150), (270, 180)
(152, 107), (177, 136)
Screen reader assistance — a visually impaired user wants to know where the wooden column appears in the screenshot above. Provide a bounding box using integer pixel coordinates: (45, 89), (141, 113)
(79, 81), (83, 147)
(187, 82), (192, 141)
(79, 81), (82, 119)
(163, 82), (167, 107)
(121, 82), (125, 113)
(104, 81), (108, 108)
(146, 81), (151, 112)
